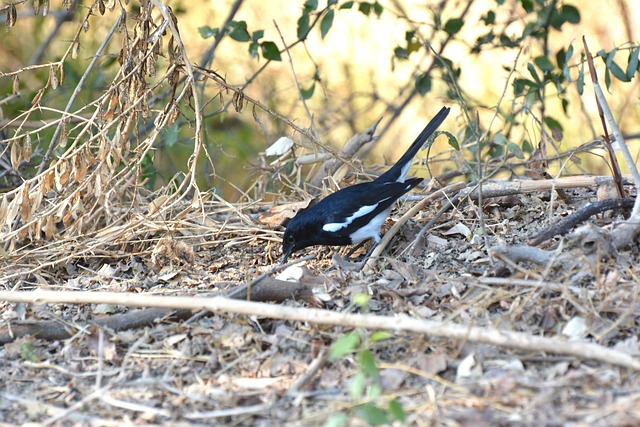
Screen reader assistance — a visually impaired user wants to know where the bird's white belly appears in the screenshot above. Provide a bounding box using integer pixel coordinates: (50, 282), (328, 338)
(348, 208), (391, 244)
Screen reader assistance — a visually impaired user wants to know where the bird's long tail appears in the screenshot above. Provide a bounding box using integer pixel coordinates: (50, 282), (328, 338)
(378, 106), (450, 183)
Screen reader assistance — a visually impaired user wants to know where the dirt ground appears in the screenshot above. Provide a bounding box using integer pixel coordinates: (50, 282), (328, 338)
(1, 185), (639, 426)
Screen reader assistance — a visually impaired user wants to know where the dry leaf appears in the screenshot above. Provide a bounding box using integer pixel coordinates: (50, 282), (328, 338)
(258, 199), (314, 227)
(265, 136), (294, 157)
(442, 223), (472, 239)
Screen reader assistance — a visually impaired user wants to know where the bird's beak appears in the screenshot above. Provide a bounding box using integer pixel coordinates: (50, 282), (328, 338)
(281, 247), (292, 265)
(280, 249), (291, 265)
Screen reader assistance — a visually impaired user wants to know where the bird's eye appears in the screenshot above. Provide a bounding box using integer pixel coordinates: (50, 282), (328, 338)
(287, 234), (295, 243)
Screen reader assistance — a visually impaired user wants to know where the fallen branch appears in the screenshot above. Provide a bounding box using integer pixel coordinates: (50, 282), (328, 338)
(1, 290), (638, 370)
(0, 276), (318, 344)
(528, 198), (636, 245)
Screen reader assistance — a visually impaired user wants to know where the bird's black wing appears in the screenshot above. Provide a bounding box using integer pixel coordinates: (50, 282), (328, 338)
(314, 178), (422, 239)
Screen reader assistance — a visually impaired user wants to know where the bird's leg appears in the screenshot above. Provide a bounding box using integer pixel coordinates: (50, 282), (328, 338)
(344, 239), (378, 262)
(344, 240), (368, 260)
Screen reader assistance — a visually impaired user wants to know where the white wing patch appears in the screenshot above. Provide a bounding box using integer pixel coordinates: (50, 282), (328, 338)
(349, 208), (391, 243)
(397, 159), (412, 183)
(322, 203), (378, 233)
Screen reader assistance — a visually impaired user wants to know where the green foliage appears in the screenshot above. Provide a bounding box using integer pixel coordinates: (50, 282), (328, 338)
(20, 342), (38, 362)
(261, 41), (282, 61)
(325, 294), (405, 426)
(141, 153), (157, 189)
(320, 9), (334, 39)
(227, 21), (251, 42)
(198, 20), (281, 61)
(329, 331), (360, 360)
(187, 1), (640, 194)
(415, 72), (432, 96)
(444, 18), (464, 36)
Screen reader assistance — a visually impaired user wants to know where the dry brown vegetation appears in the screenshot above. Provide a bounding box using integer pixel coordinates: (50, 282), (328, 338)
(1, 1), (640, 426)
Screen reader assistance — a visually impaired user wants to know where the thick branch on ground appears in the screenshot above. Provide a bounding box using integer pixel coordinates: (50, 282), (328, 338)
(528, 198), (635, 245)
(0, 290), (638, 370)
(462, 175), (635, 199)
(0, 279), (318, 344)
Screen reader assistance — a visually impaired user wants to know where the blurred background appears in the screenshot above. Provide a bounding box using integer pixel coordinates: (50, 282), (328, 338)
(1, 0), (638, 200)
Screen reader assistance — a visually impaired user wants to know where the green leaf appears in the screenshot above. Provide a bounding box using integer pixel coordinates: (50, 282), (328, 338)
(560, 4), (580, 24)
(562, 65), (572, 83)
(304, 0), (318, 11)
(440, 131), (459, 150)
(444, 18), (464, 36)
(261, 41), (281, 61)
(627, 48), (639, 79)
(301, 82), (315, 100)
(499, 34), (517, 48)
(248, 41), (259, 58)
(350, 371), (367, 399)
(370, 330), (392, 342)
(534, 55), (554, 72)
(320, 9), (334, 39)
(522, 21), (536, 37)
(550, 8), (564, 30)
(252, 29), (264, 41)
(353, 293), (369, 308)
(358, 2), (371, 15)
(297, 14), (311, 40)
(20, 342), (38, 362)
(198, 25), (218, 39)
(415, 72), (432, 95)
(394, 47), (408, 59)
(605, 48), (618, 68)
(605, 68), (611, 90)
(519, 0), (534, 13)
(372, 1), (383, 17)
(608, 60), (631, 82)
(513, 78), (527, 95)
(368, 383), (382, 398)
(328, 0), (338, 6)
(506, 142), (524, 159)
(493, 133), (507, 145)
(544, 116), (563, 132)
(340, 1), (354, 9)
(527, 63), (541, 84)
(228, 21), (251, 42)
(330, 331), (360, 360)
(482, 10), (495, 25)
(556, 48), (567, 69)
(565, 43), (574, 63)
(388, 399), (406, 422)
(323, 414), (349, 427)
(358, 349), (379, 379)
(405, 30), (415, 42)
(577, 62), (585, 94)
(141, 153), (157, 189)
(356, 403), (390, 426)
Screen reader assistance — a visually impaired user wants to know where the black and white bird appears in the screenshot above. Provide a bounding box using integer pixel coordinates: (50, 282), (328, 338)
(281, 106), (450, 263)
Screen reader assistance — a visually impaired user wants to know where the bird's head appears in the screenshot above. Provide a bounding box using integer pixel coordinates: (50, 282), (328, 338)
(281, 212), (320, 264)
(281, 219), (305, 264)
